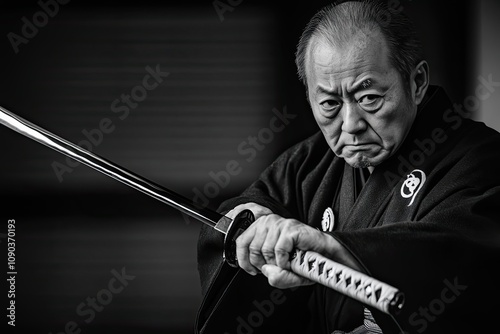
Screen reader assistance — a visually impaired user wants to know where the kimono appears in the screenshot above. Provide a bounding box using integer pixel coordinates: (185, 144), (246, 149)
(195, 85), (500, 333)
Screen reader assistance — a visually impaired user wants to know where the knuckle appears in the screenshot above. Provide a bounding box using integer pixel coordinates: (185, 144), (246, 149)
(249, 252), (264, 266)
(278, 219), (293, 231)
(261, 247), (275, 260)
(275, 246), (289, 255)
(248, 246), (261, 256)
(275, 252), (287, 264)
(255, 214), (270, 225)
(261, 247), (275, 256)
(275, 252), (289, 265)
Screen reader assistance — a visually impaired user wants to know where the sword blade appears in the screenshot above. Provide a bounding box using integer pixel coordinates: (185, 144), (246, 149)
(0, 105), (228, 230)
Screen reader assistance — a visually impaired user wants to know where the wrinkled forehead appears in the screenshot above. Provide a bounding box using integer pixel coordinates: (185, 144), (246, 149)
(305, 29), (392, 85)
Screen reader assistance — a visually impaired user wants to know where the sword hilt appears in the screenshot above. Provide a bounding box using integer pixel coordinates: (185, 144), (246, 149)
(223, 209), (405, 316)
(290, 249), (405, 316)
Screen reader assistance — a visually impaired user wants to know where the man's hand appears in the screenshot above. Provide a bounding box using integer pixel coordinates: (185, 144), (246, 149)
(225, 202), (273, 221)
(235, 214), (363, 289)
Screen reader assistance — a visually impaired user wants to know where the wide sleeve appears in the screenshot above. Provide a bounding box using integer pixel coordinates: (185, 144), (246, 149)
(197, 133), (323, 294)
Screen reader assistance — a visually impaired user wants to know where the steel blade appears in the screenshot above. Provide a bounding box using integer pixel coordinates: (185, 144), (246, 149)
(0, 105), (228, 230)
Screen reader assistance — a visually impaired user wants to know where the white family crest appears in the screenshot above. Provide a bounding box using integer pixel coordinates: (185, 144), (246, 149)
(322, 207), (335, 232)
(401, 169), (426, 206)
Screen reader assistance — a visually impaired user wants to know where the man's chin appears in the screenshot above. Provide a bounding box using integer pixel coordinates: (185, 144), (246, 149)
(346, 158), (371, 168)
(343, 152), (387, 168)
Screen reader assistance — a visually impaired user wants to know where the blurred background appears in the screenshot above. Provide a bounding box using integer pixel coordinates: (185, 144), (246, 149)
(0, 0), (498, 333)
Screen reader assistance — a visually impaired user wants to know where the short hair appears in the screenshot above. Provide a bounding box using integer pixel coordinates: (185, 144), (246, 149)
(295, 0), (423, 92)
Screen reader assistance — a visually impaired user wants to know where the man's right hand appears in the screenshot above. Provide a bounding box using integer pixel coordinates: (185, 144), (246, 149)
(225, 202), (273, 221)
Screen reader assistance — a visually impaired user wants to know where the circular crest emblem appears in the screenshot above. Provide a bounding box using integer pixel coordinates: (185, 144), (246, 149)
(321, 207), (335, 232)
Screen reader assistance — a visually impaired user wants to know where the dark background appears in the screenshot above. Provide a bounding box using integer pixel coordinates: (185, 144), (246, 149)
(0, 0), (496, 333)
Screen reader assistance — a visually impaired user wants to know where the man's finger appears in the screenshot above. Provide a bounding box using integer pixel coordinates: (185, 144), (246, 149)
(236, 227), (259, 275)
(261, 226), (280, 266)
(274, 229), (295, 269)
(247, 226), (269, 270)
(261, 264), (314, 289)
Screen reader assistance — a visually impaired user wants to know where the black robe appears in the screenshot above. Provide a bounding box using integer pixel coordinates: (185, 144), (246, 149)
(195, 86), (500, 333)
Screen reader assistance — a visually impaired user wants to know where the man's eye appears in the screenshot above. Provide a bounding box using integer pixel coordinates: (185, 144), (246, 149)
(320, 100), (341, 112)
(358, 95), (383, 111)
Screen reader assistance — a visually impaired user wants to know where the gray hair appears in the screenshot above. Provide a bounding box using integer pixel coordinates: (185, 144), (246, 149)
(295, 0), (423, 92)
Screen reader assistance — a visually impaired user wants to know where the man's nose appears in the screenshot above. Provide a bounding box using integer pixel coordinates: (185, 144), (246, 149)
(341, 103), (367, 134)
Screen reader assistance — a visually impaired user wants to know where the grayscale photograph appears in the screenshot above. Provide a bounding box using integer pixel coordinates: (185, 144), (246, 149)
(1, 0), (499, 333)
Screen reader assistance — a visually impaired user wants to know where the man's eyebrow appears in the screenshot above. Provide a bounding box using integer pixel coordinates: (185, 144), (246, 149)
(315, 79), (375, 96)
(347, 78), (377, 94)
(359, 79), (373, 90)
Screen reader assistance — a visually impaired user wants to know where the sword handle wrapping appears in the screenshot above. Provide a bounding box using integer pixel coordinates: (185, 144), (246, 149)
(223, 209), (405, 316)
(290, 249), (405, 316)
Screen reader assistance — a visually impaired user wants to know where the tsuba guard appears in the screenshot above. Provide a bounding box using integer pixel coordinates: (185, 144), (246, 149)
(223, 209), (255, 267)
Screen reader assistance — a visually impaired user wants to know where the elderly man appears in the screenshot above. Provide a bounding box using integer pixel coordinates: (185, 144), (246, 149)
(196, 1), (500, 333)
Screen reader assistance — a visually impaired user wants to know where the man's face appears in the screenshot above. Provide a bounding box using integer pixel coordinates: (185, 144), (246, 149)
(306, 29), (417, 168)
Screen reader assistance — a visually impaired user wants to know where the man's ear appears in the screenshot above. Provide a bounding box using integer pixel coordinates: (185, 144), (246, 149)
(411, 60), (430, 105)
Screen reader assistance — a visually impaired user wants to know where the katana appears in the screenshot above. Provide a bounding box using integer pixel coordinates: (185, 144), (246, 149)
(0, 105), (405, 316)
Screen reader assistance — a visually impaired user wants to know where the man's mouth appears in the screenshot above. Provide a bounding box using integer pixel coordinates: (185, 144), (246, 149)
(344, 143), (378, 151)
